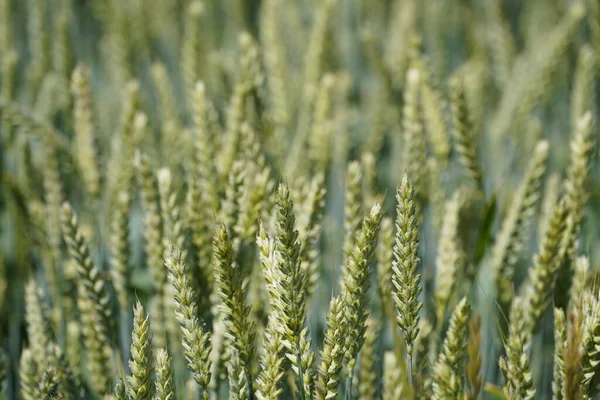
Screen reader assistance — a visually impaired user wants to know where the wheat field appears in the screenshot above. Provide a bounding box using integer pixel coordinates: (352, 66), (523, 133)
(0, 0), (599, 399)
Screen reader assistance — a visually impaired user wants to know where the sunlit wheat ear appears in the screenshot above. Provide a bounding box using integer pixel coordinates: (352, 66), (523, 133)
(491, 2), (585, 140)
(487, 0), (515, 87)
(539, 172), (561, 239)
(106, 83), (141, 195)
(358, 317), (381, 400)
(260, 0), (289, 130)
(556, 112), (595, 306)
(432, 297), (470, 400)
(382, 351), (409, 400)
(155, 348), (175, 400)
(342, 161), (364, 269)
(434, 190), (463, 325)
(114, 378), (127, 400)
(421, 72), (450, 165)
(165, 245), (212, 399)
(24, 280), (53, 365)
(449, 74), (482, 193)
(118, 81), (141, 147)
(53, 1), (72, 78)
(213, 224), (255, 393)
(110, 190), (132, 311)
(41, 135), (63, 300)
(181, 1), (205, 104)
(227, 349), (250, 400)
(255, 315), (285, 400)
(571, 45), (596, 125)
(298, 0), (336, 121)
(552, 308), (567, 400)
(296, 172), (326, 300)
(493, 139), (549, 311)
(315, 295), (348, 400)
(565, 111), (595, 230)
(135, 151), (166, 288)
(39, 367), (61, 399)
(580, 290), (600, 399)
(26, 0), (49, 96)
(187, 81), (218, 297)
(523, 199), (567, 333)
(266, 183), (314, 398)
(341, 203), (383, 378)
(219, 33), (261, 181)
(19, 348), (38, 400)
(220, 160), (246, 236)
(499, 297), (535, 400)
(402, 67), (427, 201)
(60, 203), (113, 394)
(570, 256), (590, 305)
(43, 342), (81, 399)
(76, 284), (113, 395)
(71, 63), (100, 198)
(158, 168), (185, 255)
(307, 74), (336, 174)
(151, 62), (178, 133)
(127, 301), (153, 400)
(236, 123), (274, 244)
(413, 318), (433, 397)
(392, 175), (422, 384)
(255, 222), (290, 400)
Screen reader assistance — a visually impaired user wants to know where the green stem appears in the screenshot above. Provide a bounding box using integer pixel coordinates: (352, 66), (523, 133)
(345, 367), (354, 400)
(408, 353), (413, 387)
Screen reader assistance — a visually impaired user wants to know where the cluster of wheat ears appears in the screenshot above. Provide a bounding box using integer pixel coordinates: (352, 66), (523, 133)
(1, 0), (600, 399)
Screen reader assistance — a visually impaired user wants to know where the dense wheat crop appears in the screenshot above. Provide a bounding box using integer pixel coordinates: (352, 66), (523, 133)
(0, 0), (600, 399)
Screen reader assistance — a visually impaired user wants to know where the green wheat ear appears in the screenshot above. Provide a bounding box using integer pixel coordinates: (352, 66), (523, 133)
(19, 348), (38, 400)
(449, 74), (483, 193)
(255, 315), (285, 400)
(71, 63), (100, 198)
(341, 202), (383, 378)
(110, 190), (132, 312)
(580, 290), (600, 399)
(267, 183), (314, 399)
(434, 190), (463, 325)
(382, 351), (409, 400)
(315, 295), (347, 400)
(523, 198), (567, 334)
(552, 308), (567, 400)
(212, 223), (255, 395)
(499, 296), (535, 400)
(127, 301), (153, 400)
(432, 297), (471, 400)
(556, 111), (595, 307)
(392, 174), (422, 384)
(135, 151), (166, 288)
(165, 244), (212, 399)
(402, 67), (427, 201)
(358, 317), (381, 400)
(60, 202), (113, 394)
(493, 139), (549, 312)
(24, 279), (53, 365)
(155, 348), (175, 400)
